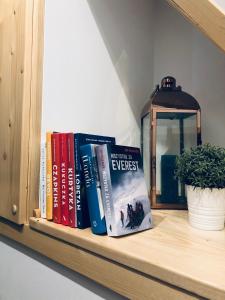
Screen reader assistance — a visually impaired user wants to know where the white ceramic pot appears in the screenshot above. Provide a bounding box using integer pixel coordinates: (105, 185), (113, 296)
(186, 185), (225, 231)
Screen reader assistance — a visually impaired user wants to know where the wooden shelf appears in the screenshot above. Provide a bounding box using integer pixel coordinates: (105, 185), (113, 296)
(28, 210), (225, 299)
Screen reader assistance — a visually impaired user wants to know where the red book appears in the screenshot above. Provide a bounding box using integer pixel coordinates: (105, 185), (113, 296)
(51, 133), (61, 223)
(60, 133), (69, 225)
(67, 133), (76, 227)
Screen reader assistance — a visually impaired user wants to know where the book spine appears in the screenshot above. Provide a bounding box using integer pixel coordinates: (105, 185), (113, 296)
(74, 135), (82, 227)
(74, 134), (90, 229)
(81, 144), (106, 234)
(96, 145), (114, 236)
(39, 142), (46, 218)
(46, 132), (53, 220)
(51, 133), (61, 223)
(60, 133), (69, 226)
(67, 133), (76, 227)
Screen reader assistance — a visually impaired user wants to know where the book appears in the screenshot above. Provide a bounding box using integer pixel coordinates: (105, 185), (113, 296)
(39, 141), (46, 218)
(51, 133), (61, 223)
(46, 132), (53, 220)
(59, 133), (69, 226)
(96, 144), (152, 236)
(67, 133), (76, 227)
(74, 133), (116, 229)
(80, 144), (106, 234)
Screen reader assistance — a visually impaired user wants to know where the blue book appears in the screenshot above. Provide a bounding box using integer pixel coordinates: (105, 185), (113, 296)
(96, 144), (153, 236)
(74, 133), (115, 229)
(80, 144), (106, 234)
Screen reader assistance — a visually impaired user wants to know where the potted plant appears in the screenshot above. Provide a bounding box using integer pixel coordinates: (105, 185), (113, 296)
(175, 144), (225, 230)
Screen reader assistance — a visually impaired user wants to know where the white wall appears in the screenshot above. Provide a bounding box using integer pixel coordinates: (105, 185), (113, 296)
(153, 0), (225, 148)
(0, 1), (154, 300)
(153, 0), (225, 191)
(1, 1), (225, 299)
(41, 0), (154, 147)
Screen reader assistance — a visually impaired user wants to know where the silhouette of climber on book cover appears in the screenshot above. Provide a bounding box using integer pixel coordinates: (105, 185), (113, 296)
(120, 210), (124, 227)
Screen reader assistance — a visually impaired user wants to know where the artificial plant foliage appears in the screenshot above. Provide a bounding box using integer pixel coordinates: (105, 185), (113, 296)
(175, 144), (225, 189)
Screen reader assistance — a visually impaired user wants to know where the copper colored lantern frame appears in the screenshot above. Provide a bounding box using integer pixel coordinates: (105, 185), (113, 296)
(148, 105), (201, 209)
(141, 76), (202, 209)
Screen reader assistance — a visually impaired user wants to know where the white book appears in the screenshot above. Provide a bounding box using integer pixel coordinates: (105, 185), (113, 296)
(39, 142), (46, 218)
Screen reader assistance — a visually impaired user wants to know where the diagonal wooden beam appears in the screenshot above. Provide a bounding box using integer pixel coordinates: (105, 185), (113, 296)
(167, 0), (225, 53)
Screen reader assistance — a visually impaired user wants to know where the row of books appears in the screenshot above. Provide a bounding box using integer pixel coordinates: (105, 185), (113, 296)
(39, 132), (152, 236)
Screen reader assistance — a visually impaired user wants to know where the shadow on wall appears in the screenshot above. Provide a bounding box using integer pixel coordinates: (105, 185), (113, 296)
(87, 0), (154, 123)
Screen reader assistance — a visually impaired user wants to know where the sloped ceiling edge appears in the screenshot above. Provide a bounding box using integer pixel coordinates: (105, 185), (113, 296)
(167, 0), (225, 53)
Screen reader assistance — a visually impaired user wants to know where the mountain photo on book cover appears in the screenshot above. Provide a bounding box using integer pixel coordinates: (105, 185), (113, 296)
(112, 167), (151, 235)
(97, 144), (152, 236)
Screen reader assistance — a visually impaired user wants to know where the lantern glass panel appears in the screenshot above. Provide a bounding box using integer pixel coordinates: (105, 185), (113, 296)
(142, 112), (151, 192)
(155, 112), (197, 204)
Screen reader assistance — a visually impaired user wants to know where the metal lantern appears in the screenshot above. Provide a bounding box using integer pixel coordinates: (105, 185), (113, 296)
(141, 76), (201, 209)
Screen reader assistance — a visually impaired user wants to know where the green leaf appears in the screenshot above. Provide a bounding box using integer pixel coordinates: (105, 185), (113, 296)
(175, 143), (225, 189)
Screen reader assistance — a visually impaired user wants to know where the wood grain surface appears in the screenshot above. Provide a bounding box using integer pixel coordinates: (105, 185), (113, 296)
(0, 211), (203, 300)
(0, 0), (44, 224)
(0, 0), (33, 224)
(28, 210), (225, 299)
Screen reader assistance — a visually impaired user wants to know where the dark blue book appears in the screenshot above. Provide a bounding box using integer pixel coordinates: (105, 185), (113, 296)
(74, 133), (115, 229)
(96, 144), (152, 236)
(80, 144), (106, 234)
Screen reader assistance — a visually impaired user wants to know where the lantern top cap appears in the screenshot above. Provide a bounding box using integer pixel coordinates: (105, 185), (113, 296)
(161, 76), (176, 89)
(150, 76), (200, 110)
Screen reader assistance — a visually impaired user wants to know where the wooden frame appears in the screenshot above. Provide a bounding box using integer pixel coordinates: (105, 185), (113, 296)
(1, 1), (225, 299)
(0, 0), (33, 224)
(0, 0), (44, 224)
(26, 0), (45, 222)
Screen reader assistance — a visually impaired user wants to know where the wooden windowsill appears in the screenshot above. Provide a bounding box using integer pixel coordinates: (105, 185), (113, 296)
(1, 210), (225, 299)
(29, 210), (225, 299)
